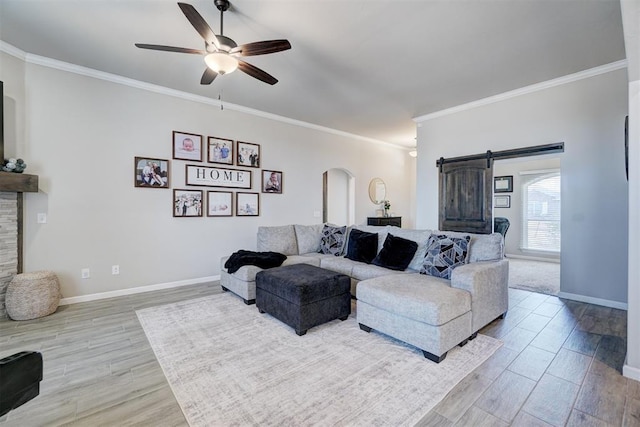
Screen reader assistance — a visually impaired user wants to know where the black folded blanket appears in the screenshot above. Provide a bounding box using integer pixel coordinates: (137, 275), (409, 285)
(224, 250), (287, 274)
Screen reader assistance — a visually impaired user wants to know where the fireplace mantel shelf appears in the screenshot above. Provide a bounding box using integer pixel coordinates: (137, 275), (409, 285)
(0, 171), (38, 192)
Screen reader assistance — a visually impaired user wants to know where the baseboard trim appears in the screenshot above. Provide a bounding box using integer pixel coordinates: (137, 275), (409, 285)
(623, 359), (640, 381)
(505, 254), (561, 263)
(557, 291), (628, 310)
(59, 275), (220, 306)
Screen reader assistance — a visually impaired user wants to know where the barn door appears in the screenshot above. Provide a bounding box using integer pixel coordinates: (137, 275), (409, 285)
(439, 158), (493, 234)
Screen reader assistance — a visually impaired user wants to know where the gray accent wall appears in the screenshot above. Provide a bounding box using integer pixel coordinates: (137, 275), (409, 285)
(416, 69), (629, 305)
(0, 51), (415, 302)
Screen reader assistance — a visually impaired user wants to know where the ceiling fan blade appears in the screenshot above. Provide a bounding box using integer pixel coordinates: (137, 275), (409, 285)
(201, 68), (218, 85)
(237, 60), (278, 85)
(135, 44), (205, 55)
(177, 2), (221, 51)
(230, 39), (291, 57)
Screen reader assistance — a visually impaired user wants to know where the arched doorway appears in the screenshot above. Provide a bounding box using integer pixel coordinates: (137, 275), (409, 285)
(322, 168), (355, 225)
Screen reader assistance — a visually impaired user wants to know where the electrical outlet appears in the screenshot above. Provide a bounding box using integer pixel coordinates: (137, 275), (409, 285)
(112, 265), (119, 275)
(313, 211), (321, 218)
(37, 213), (47, 223)
(81, 268), (90, 279)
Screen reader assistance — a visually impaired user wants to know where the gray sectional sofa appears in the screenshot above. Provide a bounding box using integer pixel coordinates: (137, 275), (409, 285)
(220, 223), (508, 362)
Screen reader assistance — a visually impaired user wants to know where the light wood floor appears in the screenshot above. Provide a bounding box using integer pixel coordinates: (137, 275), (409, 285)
(0, 283), (637, 426)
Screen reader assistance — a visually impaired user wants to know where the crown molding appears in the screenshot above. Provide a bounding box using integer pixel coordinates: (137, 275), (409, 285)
(414, 60), (628, 123)
(0, 40), (27, 60)
(1, 40), (400, 149)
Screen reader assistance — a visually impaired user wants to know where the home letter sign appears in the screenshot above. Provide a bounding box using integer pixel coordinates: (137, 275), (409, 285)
(185, 165), (251, 189)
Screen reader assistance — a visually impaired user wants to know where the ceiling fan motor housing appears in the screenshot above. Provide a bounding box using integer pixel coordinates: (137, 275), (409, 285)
(215, 35), (237, 52)
(214, 0), (230, 12)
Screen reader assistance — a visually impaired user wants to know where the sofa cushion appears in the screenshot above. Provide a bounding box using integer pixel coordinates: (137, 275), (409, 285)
(420, 234), (470, 280)
(320, 257), (357, 277)
(372, 233), (418, 271)
(282, 255), (321, 267)
(357, 274), (471, 326)
(351, 263), (409, 281)
(387, 227), (433, 271)
(294, 224), (323, 254)
(319, 224), (347, 256)
(257, 225), (298, 255)
(345, 229), (378, 264)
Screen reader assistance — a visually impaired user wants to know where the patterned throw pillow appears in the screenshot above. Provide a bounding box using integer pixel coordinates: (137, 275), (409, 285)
(319, 224), (347, 256)
(420, 234), (471, 279)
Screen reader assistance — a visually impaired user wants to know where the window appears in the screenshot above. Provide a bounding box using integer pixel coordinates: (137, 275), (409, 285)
(522, 171), (560, 252)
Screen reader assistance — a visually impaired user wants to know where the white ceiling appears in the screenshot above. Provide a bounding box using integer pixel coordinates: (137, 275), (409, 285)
(0, 0), (626, 147)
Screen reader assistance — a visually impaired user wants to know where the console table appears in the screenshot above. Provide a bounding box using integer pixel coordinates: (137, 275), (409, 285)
(367, 216), (401, 227)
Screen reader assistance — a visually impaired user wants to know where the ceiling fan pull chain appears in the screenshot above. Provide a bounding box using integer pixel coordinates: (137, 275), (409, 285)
(218, 91), (224, 110)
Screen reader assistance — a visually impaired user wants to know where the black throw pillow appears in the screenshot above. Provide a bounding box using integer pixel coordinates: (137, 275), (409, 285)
(345, 229), (378, 264)
(372, 233), (419, 271)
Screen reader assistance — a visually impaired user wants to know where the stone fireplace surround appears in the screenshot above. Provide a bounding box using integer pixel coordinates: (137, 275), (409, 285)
(0, 172), (39, 319)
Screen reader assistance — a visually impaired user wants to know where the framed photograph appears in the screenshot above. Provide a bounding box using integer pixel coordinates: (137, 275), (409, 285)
(173, 131), (203, 162)
(262, 170), (283, 194)
(236, 141), (260, 168)
(174, 189), (203, 217)
(236, 192), (260, 216)
(207, 191), (233, 217)
(494, 175), (513, 193)
(185, 165), (251, 189)
(208, 136), (234, 165)
(134, 157), (169, 188)
(494, 195), (511, 208)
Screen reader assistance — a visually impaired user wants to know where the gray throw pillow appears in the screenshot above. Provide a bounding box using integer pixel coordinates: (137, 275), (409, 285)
(319, 224), (347, 256)
(420, 234), (470, 280)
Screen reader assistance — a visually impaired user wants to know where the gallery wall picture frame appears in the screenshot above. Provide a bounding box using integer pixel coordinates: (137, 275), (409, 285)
(134, 157), (170, 188)
(185, 164), (252, 188)
(173, 131), (203, 162)
(173, 189), (203, 217)
(207, 191), (233, 217)
(208, 136), (234, 165)
(236, 141), (260, 168)
(494, 175), (513, 193)
(494, 195), (511, 208)
(262, 170), (283, 194)
(236, 192), (260, 216)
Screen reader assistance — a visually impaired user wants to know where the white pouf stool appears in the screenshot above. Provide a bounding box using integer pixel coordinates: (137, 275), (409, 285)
(6, 271), (61, 320)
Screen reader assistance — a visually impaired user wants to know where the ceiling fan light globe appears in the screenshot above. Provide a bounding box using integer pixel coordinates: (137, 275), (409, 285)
(205, 52), (238, 75)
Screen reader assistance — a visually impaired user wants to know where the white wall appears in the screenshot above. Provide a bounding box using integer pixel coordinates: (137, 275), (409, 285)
(493, 156), (561, 260)
(416, 69), (628, 305)
(621, 0), (640, 381)
(1, 51), (414, 300)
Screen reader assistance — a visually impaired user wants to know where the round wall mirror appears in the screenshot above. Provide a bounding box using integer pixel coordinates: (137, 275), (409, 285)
(368, 178), (387, 204)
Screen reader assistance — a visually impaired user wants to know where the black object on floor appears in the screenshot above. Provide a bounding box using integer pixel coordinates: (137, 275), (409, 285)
(256, 264), (351, 336)
(0, 351), (43, 417)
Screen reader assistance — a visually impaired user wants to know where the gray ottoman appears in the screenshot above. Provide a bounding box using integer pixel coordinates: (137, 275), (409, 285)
(256, 264), (351, 336)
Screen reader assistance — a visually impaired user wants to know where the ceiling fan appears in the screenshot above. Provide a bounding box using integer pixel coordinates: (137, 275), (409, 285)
(135, 0), (291, 85)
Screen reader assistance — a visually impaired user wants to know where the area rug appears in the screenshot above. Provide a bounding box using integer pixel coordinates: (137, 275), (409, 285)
(509, 258), (560, 295)
(137, 293), (502, 426)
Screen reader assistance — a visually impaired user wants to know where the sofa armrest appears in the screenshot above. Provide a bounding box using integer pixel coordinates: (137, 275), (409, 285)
(450, 259), (509, 333)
